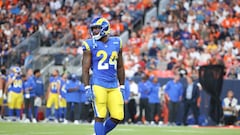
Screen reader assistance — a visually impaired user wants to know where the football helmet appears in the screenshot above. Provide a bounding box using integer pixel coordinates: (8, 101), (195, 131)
(11, 66), (21, 75)
(89, 17), (111, 40)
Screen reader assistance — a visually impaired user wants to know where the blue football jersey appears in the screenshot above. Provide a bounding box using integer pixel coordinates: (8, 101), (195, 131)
(60, 78), (67, 98)
(49, 76), (61, 93)
(82, 37), (122, 88)
(8, 74), (23, 93)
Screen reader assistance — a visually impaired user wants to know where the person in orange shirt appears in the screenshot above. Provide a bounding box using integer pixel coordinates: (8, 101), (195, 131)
(111, 19), (124, 36)
(221, 14), (234, 29)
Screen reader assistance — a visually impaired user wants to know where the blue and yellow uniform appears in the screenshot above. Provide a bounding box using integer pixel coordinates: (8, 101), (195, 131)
(46, 76), (61, 109)
(82, 37), (124, 120)
(7, 74), (23, 110)
(6, 71), (23, 120)
(59, 78), (67, 108)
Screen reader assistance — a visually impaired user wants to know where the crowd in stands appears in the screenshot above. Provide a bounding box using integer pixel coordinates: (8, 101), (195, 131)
(123, 0), (240, 80)
(0, 0), (154, 69)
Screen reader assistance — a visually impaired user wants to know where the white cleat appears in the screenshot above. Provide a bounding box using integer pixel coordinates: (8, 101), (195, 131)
(24, 119), (30, 123)
(54, 119), (59, 123)
(63, 119), (68, 124)
(74, 120), (79, 125)
(32, 118), (37, 123)
(42, 118), (49, 123)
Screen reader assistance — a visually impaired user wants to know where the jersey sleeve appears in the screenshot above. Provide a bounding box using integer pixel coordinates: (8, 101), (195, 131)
(119, 37), (123, 49)
(82, 40), (91, 51)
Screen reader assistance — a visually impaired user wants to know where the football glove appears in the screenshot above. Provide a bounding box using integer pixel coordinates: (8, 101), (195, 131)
(85, 85), (95, 102)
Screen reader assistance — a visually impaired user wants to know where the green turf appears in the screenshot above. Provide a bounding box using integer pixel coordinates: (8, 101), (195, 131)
(0, 122), (240, 135)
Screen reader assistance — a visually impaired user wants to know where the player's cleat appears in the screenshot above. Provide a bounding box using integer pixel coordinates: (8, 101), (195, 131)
(63, 119), (68, 124)
(32, 118), (37, 123)
(54, 119), (59, 123)
(74, 120), (79, 125)
(42, 118), (49, 123)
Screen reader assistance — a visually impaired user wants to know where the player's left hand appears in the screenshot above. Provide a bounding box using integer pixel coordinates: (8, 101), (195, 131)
(120, 85), (125, 100)
(85, 85), (95, 102)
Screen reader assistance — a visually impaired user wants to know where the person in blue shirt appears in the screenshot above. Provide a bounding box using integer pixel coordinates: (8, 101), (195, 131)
(33, 69), (44, 122)
(82, 17), (125, 135)
(65, 73), (81, 124)
(22, 69), (37, 123)
(164, 73), (183, 125)
(148, 76), (161, 125)
(79, 77), (91, 123)
(123, 78), (130, 124)
(137, 74), (152, 124)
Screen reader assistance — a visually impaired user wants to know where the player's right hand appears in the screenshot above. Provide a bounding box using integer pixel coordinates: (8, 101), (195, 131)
(85, 85), (95, 102)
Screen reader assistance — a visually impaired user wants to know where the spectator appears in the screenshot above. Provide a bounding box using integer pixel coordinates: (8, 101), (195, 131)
(222, 90), (238, 125)
(227, 68), (238, 80)
(24, 51), (34, 70)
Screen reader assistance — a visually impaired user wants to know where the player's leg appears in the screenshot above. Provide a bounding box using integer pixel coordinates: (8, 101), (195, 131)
(29, 97), (36, 122)
(92, 85), (107, 135)
(53, 93), (59, 122)
(7, 92), (15, 120)
(0, 97), (4, 119)
(59, 98), (67, 122)
(105, 88), (124, 134)
(46, 93), (54, 120)
(23, 98), (30, 121)
(15, 93), (23, 120)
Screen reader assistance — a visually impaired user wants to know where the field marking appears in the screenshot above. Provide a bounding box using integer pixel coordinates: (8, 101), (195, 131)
(163, 129), (206, 134)
(29, 131), (62, 135)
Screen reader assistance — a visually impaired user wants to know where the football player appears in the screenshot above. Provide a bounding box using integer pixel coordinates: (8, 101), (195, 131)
(82, 17), (125, 135)
(5, 66), (23, 121)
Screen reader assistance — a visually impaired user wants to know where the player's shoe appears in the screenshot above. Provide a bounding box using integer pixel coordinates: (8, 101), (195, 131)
(32, 118), (37, 123)
(74, 120), (79, 125)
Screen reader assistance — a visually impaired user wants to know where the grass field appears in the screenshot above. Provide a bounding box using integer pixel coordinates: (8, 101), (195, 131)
(0, 122), (240, 135)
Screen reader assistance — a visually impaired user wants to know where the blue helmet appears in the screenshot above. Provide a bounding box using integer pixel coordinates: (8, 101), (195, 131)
(89, 17), (111, 40)
(10, 66), (21, 74)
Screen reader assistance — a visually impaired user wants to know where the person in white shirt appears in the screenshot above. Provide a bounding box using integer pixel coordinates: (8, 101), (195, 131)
(127, 78), (139, 124)
(222, 90), (238, 125)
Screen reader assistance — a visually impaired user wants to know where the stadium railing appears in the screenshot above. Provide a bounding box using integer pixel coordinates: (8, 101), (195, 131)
(7, 31), (42, 68)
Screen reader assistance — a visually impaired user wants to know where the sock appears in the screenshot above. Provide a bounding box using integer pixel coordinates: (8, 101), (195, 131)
(63, 108), (67, 119)
(8, 109), (14, 117)
(15, 109), (21, 118)
(54, 109), (59, 120)
(46, 108), (51, 119)
(94, 121), (105, 135)
(34, 107), (38, 120)
(104, 118), (117, 134)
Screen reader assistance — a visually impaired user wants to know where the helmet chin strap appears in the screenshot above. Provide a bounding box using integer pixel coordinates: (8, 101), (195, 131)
(92, 38), (97, 48)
